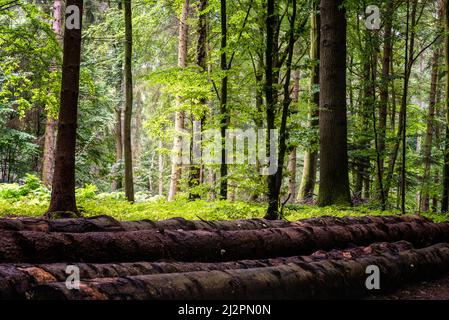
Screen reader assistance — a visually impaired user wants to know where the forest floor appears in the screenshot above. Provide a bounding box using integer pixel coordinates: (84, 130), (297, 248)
(369, 273), (449, 300)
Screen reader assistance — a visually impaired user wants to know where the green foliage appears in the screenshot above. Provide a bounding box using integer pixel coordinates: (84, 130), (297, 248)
(0, 174), (49, 202)
(0, 180), (447, 223)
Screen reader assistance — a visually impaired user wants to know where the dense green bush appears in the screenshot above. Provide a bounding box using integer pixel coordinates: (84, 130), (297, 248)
(0, 179), (447, 222)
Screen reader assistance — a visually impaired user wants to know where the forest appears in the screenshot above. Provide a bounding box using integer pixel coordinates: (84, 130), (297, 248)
(2, 0), (449, 302)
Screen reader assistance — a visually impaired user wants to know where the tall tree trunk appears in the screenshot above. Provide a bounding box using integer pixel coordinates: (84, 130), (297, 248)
(442, 0), (449, 212)
(219, 0), (229, 199)
(420, 48), (441, 211)
(132, 89), (143, 165)
(112, 105), (123, 191)
(42, 118), (57, 186)
(317, 0), (351, 206)
(265, 0), (296, 219)
(287, 70), (300, 203)
(189, 0), (207, 200)
(112, 0), (124, 191)
(378, 0), (393, 179)
(123, 0), (134, 202)
(400, 0), (418, 214)
(298, 0), (320, 204)
(42, 0), (62, 187)
(168, 0), (190, 201)
(265, 0), (278, 218)
(47, 0), (84, 215)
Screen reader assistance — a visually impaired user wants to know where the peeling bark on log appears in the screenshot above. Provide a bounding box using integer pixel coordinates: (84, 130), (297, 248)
(0, 215), (429, 233)
(29, 243), (449, 300)
(0, 241), (413, 299)
(0, 221), (447, 263)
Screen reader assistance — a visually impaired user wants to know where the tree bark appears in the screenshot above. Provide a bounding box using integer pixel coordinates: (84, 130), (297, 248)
(47, 0), (84, 215)
(30, 242), (449, 300)
(317, 0), (351, 206)
(399, 0), (418, 213)
(219, 0), (229, 199)
(0, 215), (428, 233)
(189, 0), (208, 200)
(168, 0), (190, 201)
(123, 0), (134, 202)
(41, 118), (57, 187)
(442, 0), (449, 212)
(1, 220), (448, 263)
(378, 0), (393, 181)
(112, 105), (123, 191)
(0, 241), (414, 299)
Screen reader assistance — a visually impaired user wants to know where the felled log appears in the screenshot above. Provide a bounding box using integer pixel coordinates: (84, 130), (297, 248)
(29, 243), (449, 300)
(0, 241), (413, 299)
(0, 221), (447, 263)
(0, 214), (429, 233)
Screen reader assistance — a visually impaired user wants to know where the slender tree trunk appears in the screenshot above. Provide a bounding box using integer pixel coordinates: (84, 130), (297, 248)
(112, 105), (123, 191)
(390, 54), (397, 132)
(378, 0), (393, 177)
(442, 0), (449, 212)
(287, 70), (300, 203)
(317, 0), (351, 206)
(168, 0), (190, 201)
(42, 118), (57, 186)
(287, 149), (296, 203)
(42, 0), (62, 187)
(158, 140), (164, 196)
(400, 0), (418, 214)
(420, 48), (441, 211)
(298, 0), (320, 204)
(249, 55), (264, 202)
(123, 0), (134, 202)
(132, 89), (143, 165)
(219, 0), (229, 199)
(112, 0), (124, 191)
(265, 0), (278, 218)
(265, 0), (296, 219)
(189, 0), (207, 200)
(47, 0), (84, 215)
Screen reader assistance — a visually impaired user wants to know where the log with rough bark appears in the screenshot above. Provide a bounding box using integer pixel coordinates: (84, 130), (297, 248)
(0, 215), (429, 233)
(0, 241), (413, 299)
(29, 243), (449, 300)
(0, 221), (447, 263)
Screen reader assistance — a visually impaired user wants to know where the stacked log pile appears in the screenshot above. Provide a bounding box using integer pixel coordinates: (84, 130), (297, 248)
(0, 215), (448, 300)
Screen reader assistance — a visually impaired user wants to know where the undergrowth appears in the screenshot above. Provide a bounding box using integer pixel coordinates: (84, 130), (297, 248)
(0, 175), (448, 222)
